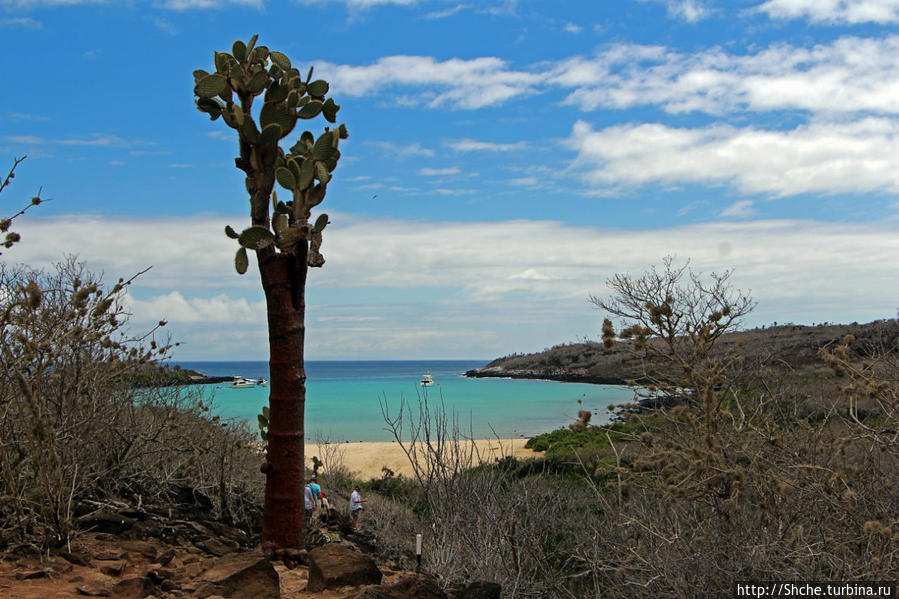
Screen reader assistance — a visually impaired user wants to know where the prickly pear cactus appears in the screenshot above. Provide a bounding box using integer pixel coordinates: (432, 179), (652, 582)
(194, 35), (348, 273)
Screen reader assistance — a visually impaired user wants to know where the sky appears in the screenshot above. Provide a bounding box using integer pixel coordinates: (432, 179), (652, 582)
(1, 0), (897, 361)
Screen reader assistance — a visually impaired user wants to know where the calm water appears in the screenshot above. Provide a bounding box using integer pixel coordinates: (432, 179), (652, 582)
(173, 360), (634, 442)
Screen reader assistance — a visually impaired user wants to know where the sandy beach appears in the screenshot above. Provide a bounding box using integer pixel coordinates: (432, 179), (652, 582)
(305, 438), (540, 480)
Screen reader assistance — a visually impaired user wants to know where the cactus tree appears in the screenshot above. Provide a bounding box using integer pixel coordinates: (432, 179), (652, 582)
(193, 36), (347, 555)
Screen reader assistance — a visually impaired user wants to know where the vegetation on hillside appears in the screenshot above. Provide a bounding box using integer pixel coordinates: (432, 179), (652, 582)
(126, 362), (206, 387)
(475, 319), (895, 385)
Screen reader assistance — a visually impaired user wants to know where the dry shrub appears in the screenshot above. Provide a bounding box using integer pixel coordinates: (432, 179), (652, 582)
(0, 258), (263, 549)
(574, 261), (898, 596)
(313, 432), (355, 492)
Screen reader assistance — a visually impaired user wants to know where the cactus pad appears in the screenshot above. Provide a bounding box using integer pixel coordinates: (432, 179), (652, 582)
(276, 167), (296, 190)
(238, 226), (275, 250)
(195, 74), (228, 98)
(308, 80), (329, 97)
(235, 247), (249, 274)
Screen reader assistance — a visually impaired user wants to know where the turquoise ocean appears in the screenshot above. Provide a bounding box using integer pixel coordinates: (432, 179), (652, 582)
(175, 361), (635, 442)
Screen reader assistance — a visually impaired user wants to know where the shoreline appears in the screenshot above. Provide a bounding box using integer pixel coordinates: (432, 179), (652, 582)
(305, 438), (539, 480)
(464, 367), (633, 386)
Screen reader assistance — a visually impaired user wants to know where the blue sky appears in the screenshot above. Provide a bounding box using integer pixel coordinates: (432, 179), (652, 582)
(1, 0), (897, 360)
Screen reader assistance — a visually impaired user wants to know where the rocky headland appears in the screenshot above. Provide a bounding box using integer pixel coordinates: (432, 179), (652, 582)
(465, 320), (897, 384)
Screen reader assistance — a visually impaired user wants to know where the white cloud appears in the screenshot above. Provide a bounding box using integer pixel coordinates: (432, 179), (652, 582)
(126, 291), (265, 324)
(0, 0), (108, 5)
(3, 134), (153, 148)
(315, 315), (384, 322)
(431, 188), (475, 195)
(551, 36), (899, 116)
(153, 17), (177, 33)
(424, 3), (469, 18)
(159, 0), (263, 8)
(364, 140), (435, 158)
(755, 0), (899, 24)
(297, 0), (418, 6)
(1, 0), (263, 7)
(300, 35), (899, 116)
(10, 213), (897, 358)
(419, 167), (461, 176)
(7, 112), (49, 121)
(320, 55), (542, 109)
(563, 22), (582, 33)
(639, 0), (713, 22)
(446, 139), (529, 152)
(0, 16), (42, 28)
(567, 117), (899, 196)
(720, 200), (757, 218)
(510, 268), (553, 280)
(10, 214), (255, 292)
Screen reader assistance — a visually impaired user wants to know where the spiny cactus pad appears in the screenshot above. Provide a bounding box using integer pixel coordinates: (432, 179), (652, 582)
(235, 247), (249, 274)
(298, 101), (323, 119)
(276, 167), (296, 190)
(313, 213), (329, 233)
(238, 226), (275, 250)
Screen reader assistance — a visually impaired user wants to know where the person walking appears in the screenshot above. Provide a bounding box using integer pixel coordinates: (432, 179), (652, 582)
(350, 485), (366, 528)
(304, 475), (322, 525)
(319, 490), (332, 523)
(304, 481), (316, 523)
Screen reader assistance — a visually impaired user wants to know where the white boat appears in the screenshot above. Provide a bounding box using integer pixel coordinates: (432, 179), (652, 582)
(420, 373), (435, 387)
(229, 376), (261, 388)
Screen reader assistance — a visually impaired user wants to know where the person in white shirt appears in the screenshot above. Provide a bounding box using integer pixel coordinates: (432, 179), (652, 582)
(350, 485), (366, 528)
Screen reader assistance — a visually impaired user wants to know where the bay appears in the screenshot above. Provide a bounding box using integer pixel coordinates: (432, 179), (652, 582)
(174, 360), (635, 442)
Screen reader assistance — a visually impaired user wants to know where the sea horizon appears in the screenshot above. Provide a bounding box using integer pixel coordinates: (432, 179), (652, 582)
(172, 360), (635, 443)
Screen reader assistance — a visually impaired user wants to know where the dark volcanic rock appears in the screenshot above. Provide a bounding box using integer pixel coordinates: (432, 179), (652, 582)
(76, 584), (112, 597)
(194, 549), (280, 599)
(198, 537), (237, 557)
(60, 550), (91, 566)
(457, 581), (502, 599)
(16, 568), (52, 580)
(110, 576), (155, 598)
(78, 510), (135, 534)
(384, 574), (447, 599)
(306, 543), (383, 592)
(155, 548), (175, 566)
(355, 588), (400, 599)
(121, 540), (158, 561)
(99, 560), (126, 577)
(352, 574), (455, 599)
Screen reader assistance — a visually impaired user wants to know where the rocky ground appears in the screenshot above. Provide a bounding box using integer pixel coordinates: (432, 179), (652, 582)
(0, 499), (498, 599)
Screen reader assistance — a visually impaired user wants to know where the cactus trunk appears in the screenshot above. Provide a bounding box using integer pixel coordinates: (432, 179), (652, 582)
(258, 236), (308, 550)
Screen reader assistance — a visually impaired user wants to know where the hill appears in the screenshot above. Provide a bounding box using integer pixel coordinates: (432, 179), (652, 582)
(466, 320), (898, 384)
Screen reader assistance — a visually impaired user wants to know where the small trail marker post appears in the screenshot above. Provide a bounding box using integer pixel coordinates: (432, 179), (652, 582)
(416, 533), (423, 571)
